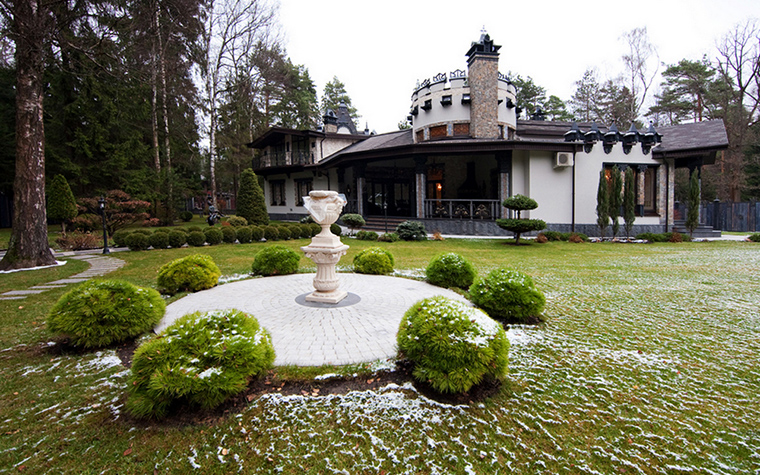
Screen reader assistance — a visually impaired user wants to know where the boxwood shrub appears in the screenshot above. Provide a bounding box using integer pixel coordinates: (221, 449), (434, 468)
(227, 216), (248, 227)
(187, 231), (206, 247)
(236, 226), (253, 244)
(299, 223), (313, 239)
(221, 226), (237, 244)
(263, 226), (280, 241)
(179, 210), (194, 222)
(251, 245), (301, 276)
(125, 232), (150, 251)
(397, 296), (509, 394)
(168, 230), (187, 248)
(203, 227), (223, 245)
(309, 223), (321, 237)
(157, 254), (221, 295)
(276, 226), (292, 240)
(126, 309), (275, 419)
(353, 247), (394, 275)
(469, 268), (546, 323)
(396, 221), (427, 241)
(112, 229), (132, 248)
(250, 226), (264, 242)
(47, 280), (165, 348)
(187, 226), (203, 233)
(425, 253), (476, 289)
(330, 223), (342, 236)
(148, 231), (170, 249)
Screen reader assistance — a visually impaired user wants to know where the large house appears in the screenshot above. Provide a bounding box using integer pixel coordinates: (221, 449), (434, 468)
(248, 33), (728, 236)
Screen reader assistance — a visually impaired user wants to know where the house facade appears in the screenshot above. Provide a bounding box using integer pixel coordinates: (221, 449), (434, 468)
(248, 34), (728, 236)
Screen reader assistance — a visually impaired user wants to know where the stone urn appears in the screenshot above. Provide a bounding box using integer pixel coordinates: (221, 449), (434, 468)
(301, 190), (349, 303)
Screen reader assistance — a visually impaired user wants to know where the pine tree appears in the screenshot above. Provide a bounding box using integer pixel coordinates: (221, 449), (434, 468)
(236, 168), (269, 226)
(47, 174), (78, 235)
(686, 169), (700, 237)
(623, 167), (636, 238)
(596, 170), (609, 239)
(609, 167), (623, 238)
(495, 194), (546, 245)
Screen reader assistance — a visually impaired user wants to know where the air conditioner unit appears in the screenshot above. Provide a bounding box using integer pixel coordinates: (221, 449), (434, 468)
(554, 152), (573, 168)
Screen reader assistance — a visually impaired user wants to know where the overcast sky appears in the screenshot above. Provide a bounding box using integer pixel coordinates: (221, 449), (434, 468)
(278, 0), (758, 133)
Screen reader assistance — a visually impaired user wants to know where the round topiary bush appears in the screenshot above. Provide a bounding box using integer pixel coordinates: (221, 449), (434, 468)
(235, 226), (252, 244)
(203, 227), (223, 245)
(469, 268), (546, 323)
(227, 216), (248, 227)
(168, 230), (187, 248)
(179, 210), (194, 222)
(149, 231), (170, 249)
(47, 280), (166, 348)
(251, 245), (301, 276)
(250, 226), (264, 242)
(112, 229), (132, 248)
(353, 247), (394, 275)
(276, 226), (292, 240)
(133, 228), (153, 236)
(425, 253), (476, 289)
(187, 231), (206, 247)
(309, 223), (321, 237)
(126, 309), (275, 419)
(263, 226), (280, 241)
(221, 226), (237, 244)
(397, 296), (509, 394)
(298, 223), (312, 239)
(341, 213), (366, 234)
(187, 225), (203, 233)
(330, 223), (342, 236)
(396, 221), (427, 241)
(125, 232), (150, 251)
(157, 254), (221, 295)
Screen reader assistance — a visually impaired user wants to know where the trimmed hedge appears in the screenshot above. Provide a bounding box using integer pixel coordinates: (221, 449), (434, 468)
(425, 253), (476, 289)
(251, 245), (301, 276)
(168, 230), (187, 248)
(227, 216), (248, 227)
(157, 254), (221, 295)
(378, 232), (400, 242)
(187, 231), (206, 247)
(221, 226), (237, 244)
(397, 296), (509, 394)
(236, 226), (253, 243)
(250, 226), (264, 242)
(125, 232), (150, 251)
(126, 309), (275, 419)
(203, 227), (223, 245)
(263, 226), (280, 241)
(112, 229), (132, 248)
(356, 230), (378, 241)
(469, 269), (546, 323)
(148, 231), (170, 249)
(353, 247), (394, 275)
(47, 280), (165, 348)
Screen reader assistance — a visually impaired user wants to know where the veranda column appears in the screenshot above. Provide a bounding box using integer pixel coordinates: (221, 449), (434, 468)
(414, 156), (427, 219)
(355, 163), (365, 216)
(497, 152), (512, 218)
(637, 165), (647, 216)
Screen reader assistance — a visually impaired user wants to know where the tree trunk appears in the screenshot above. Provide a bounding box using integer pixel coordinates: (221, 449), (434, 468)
(157, 5), (173, 220)
(0, 0), (56, 270)
(150, 1), (161, 172)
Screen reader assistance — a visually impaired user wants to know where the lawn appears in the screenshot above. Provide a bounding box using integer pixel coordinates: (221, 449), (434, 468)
(0, 237), (758, 474)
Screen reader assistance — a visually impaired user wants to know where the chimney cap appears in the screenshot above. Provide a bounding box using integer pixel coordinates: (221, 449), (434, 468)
(466, 31), (501, 61)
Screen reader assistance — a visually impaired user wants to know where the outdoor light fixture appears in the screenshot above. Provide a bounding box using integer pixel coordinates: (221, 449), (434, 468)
(640, 122), (662, 154)
(98, 196), (110, 254)
(564, 121), (583, 142)
(506, 98), (516, 109)
(622, 123), (640, 154)
(583, 122), (603, 153)
(603, 123), (620, 154)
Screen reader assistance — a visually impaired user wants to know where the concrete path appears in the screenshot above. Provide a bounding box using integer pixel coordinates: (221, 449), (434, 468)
(0, 253), (126, 301)
(158, 273), (470, 367)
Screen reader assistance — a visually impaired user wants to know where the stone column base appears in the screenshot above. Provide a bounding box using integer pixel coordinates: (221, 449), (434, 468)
(305, 289), (348, 304)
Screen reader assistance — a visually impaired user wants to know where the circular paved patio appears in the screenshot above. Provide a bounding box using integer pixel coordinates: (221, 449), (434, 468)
(157, 273), (470, 367)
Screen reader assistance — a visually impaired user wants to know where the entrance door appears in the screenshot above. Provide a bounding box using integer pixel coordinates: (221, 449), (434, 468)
(364, 180), (412, 217)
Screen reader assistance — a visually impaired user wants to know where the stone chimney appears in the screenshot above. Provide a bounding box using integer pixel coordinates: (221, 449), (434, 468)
(322, 109), (338, 134)
(466, 33), (500, 139)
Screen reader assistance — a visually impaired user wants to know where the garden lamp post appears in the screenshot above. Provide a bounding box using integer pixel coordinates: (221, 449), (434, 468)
(99, 197), (110, 254)
(383, 201), (388, 234)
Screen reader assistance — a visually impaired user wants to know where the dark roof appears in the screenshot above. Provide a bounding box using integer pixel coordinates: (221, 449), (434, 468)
(654, 119), (729, 155)
(247, 127), (323, 149)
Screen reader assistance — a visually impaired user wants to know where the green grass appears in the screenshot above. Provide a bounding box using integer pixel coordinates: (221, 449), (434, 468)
(0, 238), (759, 473)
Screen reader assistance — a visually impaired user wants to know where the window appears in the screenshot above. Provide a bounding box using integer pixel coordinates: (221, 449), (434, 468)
(270, 180), (286, 206)
(295, 179), (312, 207)
(643, 167), (656, 214)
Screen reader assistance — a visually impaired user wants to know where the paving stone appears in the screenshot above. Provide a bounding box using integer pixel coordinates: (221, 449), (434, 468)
(2, 289), (47, 296)
(47, 278), (89, 284)
(0, 296), (27, 300)
(159, 273), (470, 367)
(30, 285), (67, 289)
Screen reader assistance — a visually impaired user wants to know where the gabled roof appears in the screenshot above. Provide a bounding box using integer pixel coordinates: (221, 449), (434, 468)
(654, 119), (729, 156)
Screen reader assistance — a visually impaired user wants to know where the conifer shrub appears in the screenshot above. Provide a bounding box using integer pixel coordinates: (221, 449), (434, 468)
(235, 226), (252, 244)
(276, 226), (292, 240)
(264, 226), (280, 241)
(188, 226), (203, 233)
(221, 226), (237, 244)
(125, 232), (150, 251)
(353, 247), (394, 275)
(330, 223), (342, 236)
(227, 216), (248, 227)
(157, 254), (221, 295)
(126, 309), (275, 419)
(396, 221), (427, 241)
(47, 280), (165, 348)
(341, 214), (366, 234)
(168, 230), (187, 248)
(469, 269), (546, 323)
(749, 233), (760, 242)
(187, 231), (206, 247)
(542, 231), (563, 241)
(112, 229), (132, 248)
(397, 296), (509, 394)
(251, 245), (301, 276)
(149, 231), (170, 249)
(203, 227), (223, 245)
(425, 253), (476, 289)
(378, 232), (400, 242)
(133, 228), (153, 236)
(236, 168), (269, 226)
(179, 211), (194, 222)
(47, 174), (78, 235)
(356, 230), (379, 241)
(250, 226), (264, 242)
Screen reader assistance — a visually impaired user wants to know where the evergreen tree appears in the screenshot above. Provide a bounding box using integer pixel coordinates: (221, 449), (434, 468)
(609, 167), (623, 238)
(596, 170), (610, 239)
(623, 167), (636, 238)
(686, 169), (701, 237)
(510, 74), (546, 118)
(236, 168), (269, 226)
(570, 68), (601, 122)
(47, 174), (78, 235)
(495, 195), (546, 245)
(321, 76), (359, 124)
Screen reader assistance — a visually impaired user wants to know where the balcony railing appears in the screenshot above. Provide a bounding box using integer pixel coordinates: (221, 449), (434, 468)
(253, 151), (313, 169)
(424, 199), (501, 220)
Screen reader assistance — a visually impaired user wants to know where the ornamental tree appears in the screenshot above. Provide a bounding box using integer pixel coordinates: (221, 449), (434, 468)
(623, 167), (636, 238)
(496, 194), (546, 245)
(47, 174), (78, 236)
(596, 170), (610, 238)
(610, 167), (623, 238)
(236, 168), (269, 226)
